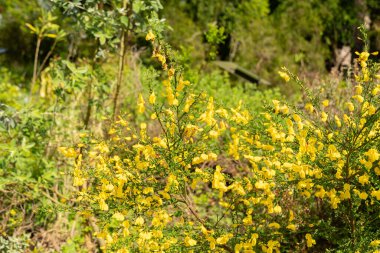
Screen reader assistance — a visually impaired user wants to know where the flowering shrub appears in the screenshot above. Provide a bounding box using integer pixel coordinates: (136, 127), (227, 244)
(61, 31), (380, 252)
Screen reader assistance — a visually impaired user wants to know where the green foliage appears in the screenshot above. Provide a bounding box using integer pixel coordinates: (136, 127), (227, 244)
(205, 23), (227, 60)
(0, 235), (29, 253)
(52, 0), (165, 53)
(0, 0), (63, 68)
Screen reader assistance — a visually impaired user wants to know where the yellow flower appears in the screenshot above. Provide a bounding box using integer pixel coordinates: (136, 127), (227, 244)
(326, 145), (341, 161)
(165, 85), (178, 106)
(149, 92), (156, 105)
(135, 216), (145, 226)
(137, 93), (145, 114)
(168, 67), (175, 79)
(269, 222), (281, 229)
(273, 205), (282, 213)
(328, 189), (341, 208)
(334, 115), (341, 127)
(365, 148), (379, 163)
(139, 231), (152, 240)
(184, 236), (197, 247)
(372, 86), (380, 96)
(199, 97), (215, 126)
(355, 85), (363, 95)
(242, 215), (253, 225)
(143, 187), (154, 194)
(255, 180), (269, 190)
(371, 190), (380, 201)
(212, 166), (228, 192)
(231, 182), (246, 195)
(278, 71), (290, 82)
(358, 174), (369, 185)
(177, 78), (190, 92)
(305, 234), (316, 247)
(280, 104), (289, 114)
(183, 94), (195, 113)
(357, 51), (370, 62)
(340, 183), (351, 200)
(216, 233), (233, 245)
(112, 212), (125, 221)
(352, 95), (364, 103)
(346, 102), (355, 112)
(368, 105), (376, 115)
(322, 99), (329, 107)
(99, 200), (109, 211)
(321, 112), (328, 122)
(286, 224), (297, 231)
(200, 226), (213, 236)
(262, 240), (280, 253)
(293, 114), (301, 122)
(305, 103), (314, 113)
(358, 191), (368, 200)
(58, 147), (77, 158)
(145, 30), (155, 41)
(289, 210), (294, 222)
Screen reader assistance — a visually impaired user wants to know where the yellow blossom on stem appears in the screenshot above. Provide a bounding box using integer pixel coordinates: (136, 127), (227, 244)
(145, 30), (155, 41)
(262, 240), (280, 253)
(137, 93), (145, 114)
(321, 111), (328, 122)
(346, 102), (355, 112)
(168, 67), (175, 79)
(278, 70), (290, 82)
(212, 166), (228, 193)
(365, 148), (379, 163)
(269, 222), (281, 229)
(216, 233), (233, 245)
(305, 103), (314, 113)
(99, 199), (109, 211)
(368, 104), (376, 115)
(134, 216), (145, 226)
(305, 234), (316, 247)
(176, 77), (190, 92)
(371, 190), (380, 201)
(334, 115), (341, 127)
(352, 95), (364, 103)
(358, 173), (369, 185)
(149, 91), (156, 105)
(112, 212), (125, 221)
(184, 236), (197, 247)
(286, 224), (297, 231)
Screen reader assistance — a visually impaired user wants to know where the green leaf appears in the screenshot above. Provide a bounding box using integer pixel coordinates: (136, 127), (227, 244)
(95, 33), (107, 45)
(133, 0), (146, 13)
(120, 16), (129, 28)
(45, 33), (58, 38)
(25, 23), (37, 33)
(76, 67), (88, 74)
(64, 61), (77, 73)
(150, 0), (163, 11)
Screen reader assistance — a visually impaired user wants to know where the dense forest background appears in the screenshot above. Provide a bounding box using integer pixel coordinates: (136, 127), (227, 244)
(2, 0), (380, 86)
(1, 0), (380, 252)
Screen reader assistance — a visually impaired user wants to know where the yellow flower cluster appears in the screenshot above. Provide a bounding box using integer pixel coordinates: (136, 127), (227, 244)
(63, 36), (380, 252)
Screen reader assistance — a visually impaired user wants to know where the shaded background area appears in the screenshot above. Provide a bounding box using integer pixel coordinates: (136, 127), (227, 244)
(1, 0), (380, 90)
